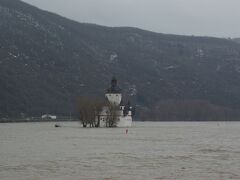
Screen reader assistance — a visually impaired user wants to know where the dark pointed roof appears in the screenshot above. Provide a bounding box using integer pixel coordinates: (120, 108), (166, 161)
(106, 77), (122, 94)
(120, 99), (124, 106)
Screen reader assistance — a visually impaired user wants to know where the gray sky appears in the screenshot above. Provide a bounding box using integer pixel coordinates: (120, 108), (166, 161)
(22, 0), (240, 38)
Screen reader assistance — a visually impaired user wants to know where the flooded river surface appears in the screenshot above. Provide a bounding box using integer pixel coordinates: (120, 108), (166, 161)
(0, 121), (240, 180)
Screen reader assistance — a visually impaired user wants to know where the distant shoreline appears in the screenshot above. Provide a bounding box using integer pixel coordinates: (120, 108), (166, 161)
(1, 119), (240, 123)
(0, 118), (79, 123)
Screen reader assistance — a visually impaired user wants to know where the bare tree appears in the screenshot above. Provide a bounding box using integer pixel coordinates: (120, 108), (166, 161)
(93, 99), (106, 127)
(77, 96), (105, 127)
(106, 103), (119, 127)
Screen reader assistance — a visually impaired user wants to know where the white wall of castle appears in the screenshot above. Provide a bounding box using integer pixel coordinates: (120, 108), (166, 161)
(105, 93), (122, 105)
(97, 106), (132, 127)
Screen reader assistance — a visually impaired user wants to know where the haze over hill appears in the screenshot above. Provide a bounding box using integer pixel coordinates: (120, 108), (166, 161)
(1, 0), (240, 120)
(22, 0), (240, 38)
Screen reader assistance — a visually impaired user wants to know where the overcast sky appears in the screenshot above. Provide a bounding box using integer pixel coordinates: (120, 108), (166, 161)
(22, 0), (240, 38)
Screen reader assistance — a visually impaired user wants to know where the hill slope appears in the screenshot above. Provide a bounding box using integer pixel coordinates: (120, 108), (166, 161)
(233, 38), (240, 44)
(1, 0), (240, 118)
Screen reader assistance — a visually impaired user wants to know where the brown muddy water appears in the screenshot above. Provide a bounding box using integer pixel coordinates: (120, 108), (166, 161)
(0, 121), (240, 180)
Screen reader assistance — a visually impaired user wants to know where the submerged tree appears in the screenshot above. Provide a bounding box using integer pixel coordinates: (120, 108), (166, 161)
(77, 96), (121, 128)
(93, 99), (106, 127)
(106, 103), (119, 127)
(77, 96), (105, 127)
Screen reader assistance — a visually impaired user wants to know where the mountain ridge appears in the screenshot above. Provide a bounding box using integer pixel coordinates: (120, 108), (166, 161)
(1, 0), (240, 119)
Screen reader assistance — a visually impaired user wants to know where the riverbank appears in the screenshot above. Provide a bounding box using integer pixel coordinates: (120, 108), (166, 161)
(0, 117), (79, 123)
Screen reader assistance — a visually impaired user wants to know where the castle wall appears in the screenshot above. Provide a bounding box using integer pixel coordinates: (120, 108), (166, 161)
(105, 93), (122, 105)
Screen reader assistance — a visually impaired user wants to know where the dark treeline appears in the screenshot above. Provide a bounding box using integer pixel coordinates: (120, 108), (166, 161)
(138, 100), (240, 121)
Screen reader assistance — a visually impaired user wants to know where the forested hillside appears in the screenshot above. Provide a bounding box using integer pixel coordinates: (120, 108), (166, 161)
(1, 0), (240, 120)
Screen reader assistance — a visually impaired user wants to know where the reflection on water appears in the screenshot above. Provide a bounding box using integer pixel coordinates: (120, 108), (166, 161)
(0, 121), (240, 180)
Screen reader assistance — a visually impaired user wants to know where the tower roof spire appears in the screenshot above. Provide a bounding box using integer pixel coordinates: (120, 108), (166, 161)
(106, 77), (122, 93)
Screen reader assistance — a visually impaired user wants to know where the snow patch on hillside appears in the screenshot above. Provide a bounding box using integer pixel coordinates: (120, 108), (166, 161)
(109, 53), (118, 63)
(165, 65), (179, 70)
(128, 84), (137, 96)
(196, 48), (204, 57)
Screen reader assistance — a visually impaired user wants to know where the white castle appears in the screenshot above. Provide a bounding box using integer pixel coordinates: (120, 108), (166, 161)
(98, 77), (133, 127)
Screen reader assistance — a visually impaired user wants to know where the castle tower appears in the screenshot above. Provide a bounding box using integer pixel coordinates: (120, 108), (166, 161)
(105, 77), (122, 105)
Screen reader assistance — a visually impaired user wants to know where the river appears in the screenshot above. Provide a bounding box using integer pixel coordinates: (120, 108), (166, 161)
(0, 121), (240, 180)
